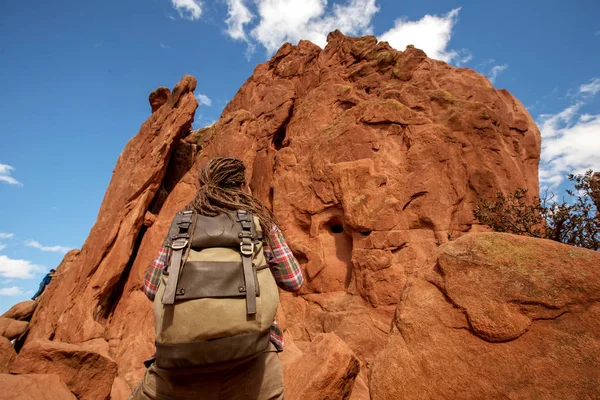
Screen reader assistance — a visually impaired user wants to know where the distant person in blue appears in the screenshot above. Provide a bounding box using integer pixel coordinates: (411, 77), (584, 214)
(31, 269), (55, 301)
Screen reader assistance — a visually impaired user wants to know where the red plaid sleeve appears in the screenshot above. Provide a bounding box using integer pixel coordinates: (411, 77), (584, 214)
(269, 321), (285, 351)
(264, 224), (304, 292)
(143, 246), (171, 301)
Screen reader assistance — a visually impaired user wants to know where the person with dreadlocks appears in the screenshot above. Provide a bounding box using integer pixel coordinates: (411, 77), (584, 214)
(130, 157), (303, 400)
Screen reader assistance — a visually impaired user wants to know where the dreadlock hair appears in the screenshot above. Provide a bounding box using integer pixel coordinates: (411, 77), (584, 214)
(186, 157), (278, 240)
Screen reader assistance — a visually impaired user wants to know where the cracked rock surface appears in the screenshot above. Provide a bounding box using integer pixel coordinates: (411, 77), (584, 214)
(370, 233), (600, 400)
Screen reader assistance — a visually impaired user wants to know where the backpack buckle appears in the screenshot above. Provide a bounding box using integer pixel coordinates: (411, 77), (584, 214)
(172, 238), (189, 250)
(240, 242), (254, 256)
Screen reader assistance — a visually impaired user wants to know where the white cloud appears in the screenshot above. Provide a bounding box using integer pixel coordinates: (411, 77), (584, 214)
(539, 104), (600, 187)
(249, 0), (379, 53)
(0, 163), (22, 186)
(579, 78), (600, 96)
(171, 0), (202, 20)
(250, 0), (328, 52)
(221, 2), (471, 65)
(379, 8), (462, 63)
(453, 51), (473, 67)
(0, 244), (5, 252)
(25, 240), (71, 254)
(487, 64), (508, 84)
(0, 286), (24, 296)
(196, 94), (212, 106)
(0, 255), (43, 279)
(226, 0), (254, 41)
(580, 114), (593, 122)
(538, 103), (582, 140)
(0, 233), (14, 239)
(314, 0), (379, 40)
(475, 58), (495, 69)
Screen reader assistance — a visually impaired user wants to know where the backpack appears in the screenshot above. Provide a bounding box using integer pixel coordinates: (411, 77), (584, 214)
(153, 209), (280, 369)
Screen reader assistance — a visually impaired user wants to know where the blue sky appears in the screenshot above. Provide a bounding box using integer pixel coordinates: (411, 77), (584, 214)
(1, 0), (599, 313)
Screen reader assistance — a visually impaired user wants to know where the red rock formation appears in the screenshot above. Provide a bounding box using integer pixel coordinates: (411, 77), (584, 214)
(11, 339), (118, 400)
(149, 87), (171, 113)
(370, 233), (600, 399)
(25, 76), (198, 357)
(216, 30), (540, 392)
(110, 377), (132, 400)
(283, 333), (360, 400)
(1, 300), (37, 321)
(16, 31), (570, 399)
(0, 373), (77, 400)
(0, 337), (16, 373)
(0, 317), (28, 341)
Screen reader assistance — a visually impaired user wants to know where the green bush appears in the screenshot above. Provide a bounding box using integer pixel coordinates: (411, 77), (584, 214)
(474, 170), (599, 251)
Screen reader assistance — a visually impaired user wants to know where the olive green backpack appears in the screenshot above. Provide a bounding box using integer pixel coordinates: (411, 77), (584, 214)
(153, 209), (279, 369)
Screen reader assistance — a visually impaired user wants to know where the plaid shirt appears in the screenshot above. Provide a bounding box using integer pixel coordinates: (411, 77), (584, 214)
(143, 224), (303, 351)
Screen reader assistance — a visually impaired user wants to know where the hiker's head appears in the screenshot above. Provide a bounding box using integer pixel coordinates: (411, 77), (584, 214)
(188, 157), (277, 235)
(50, 269), (56, 274)
(199, 157), (246, 190)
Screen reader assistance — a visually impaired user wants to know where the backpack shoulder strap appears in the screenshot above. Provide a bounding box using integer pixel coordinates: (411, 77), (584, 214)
(236, 210), (257, 315)
(162, 210), (195, 305)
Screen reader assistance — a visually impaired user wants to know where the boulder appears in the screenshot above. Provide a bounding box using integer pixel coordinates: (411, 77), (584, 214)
(370, 233), (600, 399)
(0, 317), (28, 340)
(110, 377), (132, 400)
(148, 86), (170, 113)
(349, 376), (370, 400)
(283, 333), (360, 400)
(10, 339), (118, 400)
(0, 373), (76, 400)
(0, 336), (16, 373)
(1, 300), (37, 321)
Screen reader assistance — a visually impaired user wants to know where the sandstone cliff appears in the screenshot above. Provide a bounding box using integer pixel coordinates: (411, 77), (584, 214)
(5, 31), (597, 400)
